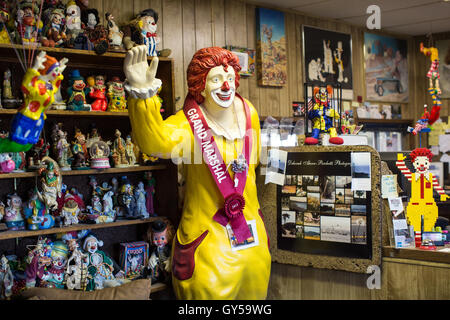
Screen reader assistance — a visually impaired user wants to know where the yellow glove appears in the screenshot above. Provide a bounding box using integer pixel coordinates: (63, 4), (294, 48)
(441, 194), (449, 202)
(397, 153), (406, 161)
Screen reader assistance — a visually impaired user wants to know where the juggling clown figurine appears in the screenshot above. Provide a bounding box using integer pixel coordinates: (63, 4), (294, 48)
(0, 52), (68, 153)
(124, 45), (270, 299)
(305, 85), (343, 145)
(396, 148), (449, 232)
(420, 42), (441, 94)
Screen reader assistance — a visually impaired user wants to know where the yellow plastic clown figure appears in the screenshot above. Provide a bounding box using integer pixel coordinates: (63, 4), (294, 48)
(124, 45), (271, 300)
(396, 148), (449, 232)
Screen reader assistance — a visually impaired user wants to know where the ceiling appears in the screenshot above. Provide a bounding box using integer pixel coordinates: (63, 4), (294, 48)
(253, 0), (450, 36)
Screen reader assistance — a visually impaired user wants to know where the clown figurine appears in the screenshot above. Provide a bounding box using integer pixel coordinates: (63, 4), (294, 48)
(420, 42), (441, 94)
(46, 241), (69, 288)
(146, 219), (173, 284)
(16, 0), (43, 44)
(305, 85), (343, 145)
(396, 149), (449, 234)
(0, 52), (68, 154)
(106, 77), (126, 112)
(125, 45), (270, 299)
(4, 193), (25, 230)
(88, 75), (107, 111)
(83, 235), (115, 291)
(123, 9), (159, 56)
(37, 156), (62, 213)
(0, 2), (12, 44)
(41, 8), (66, 47)
(67, 69), (91, 111)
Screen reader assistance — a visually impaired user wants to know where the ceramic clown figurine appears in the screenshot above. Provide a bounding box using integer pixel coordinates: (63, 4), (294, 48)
(0, 2), (12, 44)
(0, 52), (68, 154)
(396, 148), (449, 233)
(420, 42), (441, 94)
(0, 255), (14, 300)
(106, 77), (127, 112)
(16, 0), (43, 44)
(46, 241), (69, 288)
(146, 219), (173, 284)
(83, 235), (115, 291)
(125, 45), (270, 299)
(67, 70), (91, 111)
(65, 237), (89, 290)
(88, 75), (107, 111)
(123, 9), (159, 56)
(4, 193), (25, 230)
(37, 156), (62, 213)
(305, 85), (343, 145)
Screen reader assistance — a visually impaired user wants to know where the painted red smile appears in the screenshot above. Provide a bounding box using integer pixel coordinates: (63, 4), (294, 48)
(217, 93), (231, 101)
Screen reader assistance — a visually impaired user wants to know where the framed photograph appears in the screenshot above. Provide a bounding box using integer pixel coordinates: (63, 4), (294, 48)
(226, 45), (256, 77)
(303, 25), (353, 99)
(256, 7), (287, 86)
(364, 33), (408, 102)
(436, 40), (450, 98)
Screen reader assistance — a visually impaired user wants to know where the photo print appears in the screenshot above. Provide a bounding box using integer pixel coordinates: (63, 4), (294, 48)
(281, 210), (297, 238)
(281, 196), (290, 210)
(344, 188), (353, 204)
(336, 188), (345, 204)
(351, 216), (367, 244)
(304, 212), (320, 226)
(353, 190), (367, 205)
(351, 204), (367, 215)
(265, 148), (288, 185)
(307, 193), (320, 211)
(307, 185), (320, 192)
(320, 216), (351, 243)
(304, 226), (321, 240)
(290, 197), (308, 212)
(282, 185), (297, 194)
(296, 225), (304, 238)
(320, 176), (336, 203)
(296, 185), (307, 197)
(297, 175), (303, 185)
(320, 203), (335, 215)
(351, 152), (372, 191)
(335, 204), (351, 216)
(336, 176), (351, 188)
(296, 212), (304, 225)
(304, 175), (319, 186)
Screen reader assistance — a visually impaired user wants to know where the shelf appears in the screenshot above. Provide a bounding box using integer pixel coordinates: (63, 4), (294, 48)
(383, 245), (450, 265)
(0, 216), (166, 240)
(0, 165), (166, 180)
(151, 282), (168, 294)
(355, 118), (413, 124)
(0, 108), (129, 117)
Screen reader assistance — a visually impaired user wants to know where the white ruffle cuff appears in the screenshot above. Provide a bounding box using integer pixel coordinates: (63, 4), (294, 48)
(124, 79), (162, 99)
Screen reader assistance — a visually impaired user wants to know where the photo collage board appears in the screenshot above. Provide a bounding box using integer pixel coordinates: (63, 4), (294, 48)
(277, 151), (372, 259)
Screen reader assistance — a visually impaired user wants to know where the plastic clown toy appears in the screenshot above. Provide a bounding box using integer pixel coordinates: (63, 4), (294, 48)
(124, 45), (270, 299)
(0, 52), (68, 153)
(396, 148), (449, 232)
(305, 85), (343, 145)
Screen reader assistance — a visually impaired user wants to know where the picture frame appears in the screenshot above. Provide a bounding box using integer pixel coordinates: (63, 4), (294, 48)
(364, 33), (409, 103)
(302, 25), (353, 100)
(256, 7), (287, 86)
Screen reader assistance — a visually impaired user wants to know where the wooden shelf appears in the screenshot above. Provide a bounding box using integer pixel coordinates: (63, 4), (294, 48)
(0, 109), (129, 117)
(355, 118), (413, 124)
(383, 245), (450, 265)
(150, 282), (168, 294)
(0, 165), (166, 180)
(0, 217), (164, 240)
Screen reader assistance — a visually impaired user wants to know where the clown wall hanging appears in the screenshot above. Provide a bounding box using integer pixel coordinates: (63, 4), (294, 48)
(124, 45), (270, 299)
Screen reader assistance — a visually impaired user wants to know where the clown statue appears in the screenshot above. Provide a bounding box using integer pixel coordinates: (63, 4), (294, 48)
(0, 52), (68, 153)
(83, 235), (115, 291)
(67, 69), (91, 111)
(420, 42), (441, 95)
(0, 2), (12, 44)
(396, 148), (449, 233)
(305, 85), (343, 145)
(46, 241), (69, 288)
(124, 45), (271, 299)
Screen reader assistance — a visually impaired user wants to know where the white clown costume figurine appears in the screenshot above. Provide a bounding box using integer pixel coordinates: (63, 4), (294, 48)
(124, 45), (271, 299)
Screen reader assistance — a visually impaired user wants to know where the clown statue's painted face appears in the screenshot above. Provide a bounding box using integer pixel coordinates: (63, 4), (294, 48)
(412, 156), (430, 174)
(86, 239), (98, 254)
(201, 65), (236, 109)
(141, 15), (156, 33)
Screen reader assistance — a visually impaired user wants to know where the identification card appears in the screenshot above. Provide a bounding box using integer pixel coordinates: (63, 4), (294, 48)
(226, 220), (259, 251)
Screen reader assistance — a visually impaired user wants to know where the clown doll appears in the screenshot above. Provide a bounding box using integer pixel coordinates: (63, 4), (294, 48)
(396, 148), (449, 233)
(146, 219), (173, 284)
(16, 0), (43, 44)
(420, 42), (441, 94)
(88, 75), (107, 111)
(0, 2), (12, 44)
(123, 9), (159, 56)
(45, 241), (69, 288)
(106, 77), (126, 111)
(0, 52), (67, 153)
(41, 8), (66, 47)
(124, 45), (271, 299)
(67, 69), (91, 111)
(83, 235), (115, 291)
(305, 85), (343, 145)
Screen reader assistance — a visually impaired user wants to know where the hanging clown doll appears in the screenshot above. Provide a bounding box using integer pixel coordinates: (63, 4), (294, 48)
(420, 42), (442, 126)
(0, 52), (68, 153)
(305, 85), (343, 145)
(396, 148), (449, 234)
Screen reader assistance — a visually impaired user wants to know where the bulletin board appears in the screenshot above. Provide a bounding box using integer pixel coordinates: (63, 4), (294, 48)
(257, 145), (382, 273)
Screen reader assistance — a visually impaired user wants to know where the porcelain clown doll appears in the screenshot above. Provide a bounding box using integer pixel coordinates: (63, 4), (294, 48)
(396, 148), (449, 233)
(125, 45), (270, 299)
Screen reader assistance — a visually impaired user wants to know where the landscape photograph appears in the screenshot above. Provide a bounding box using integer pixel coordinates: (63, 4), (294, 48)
(304, 226), (321, 240)
(320, 216), (351, 243)
(304, 212), (320, 226)
(281, 210), (297, 238)
(307, 193), (321, 211)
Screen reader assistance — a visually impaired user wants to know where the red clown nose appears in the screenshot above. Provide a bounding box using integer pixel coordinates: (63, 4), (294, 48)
(221, 81), (230, 91)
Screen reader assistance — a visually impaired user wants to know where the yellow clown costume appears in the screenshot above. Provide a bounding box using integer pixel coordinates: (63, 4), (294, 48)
(127, 91), (271, 299)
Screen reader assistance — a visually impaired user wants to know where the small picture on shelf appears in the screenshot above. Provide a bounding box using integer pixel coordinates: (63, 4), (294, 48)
(292, 101), (305, 117)
(281, 210), (297, 238)
(391, 104), (402, 119)
(381, 105), (392, 119)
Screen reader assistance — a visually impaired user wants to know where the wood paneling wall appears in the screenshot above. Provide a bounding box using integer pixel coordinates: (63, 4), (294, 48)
(91, 0), (417, 118)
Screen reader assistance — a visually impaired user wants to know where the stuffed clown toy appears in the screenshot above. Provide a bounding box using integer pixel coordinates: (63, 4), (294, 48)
(396, 148), (449, 233)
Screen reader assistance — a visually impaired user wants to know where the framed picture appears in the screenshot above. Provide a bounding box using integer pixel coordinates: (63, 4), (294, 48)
(256, 7), (287, 86)
(436, 40), (450, 98)
(364, 33), (408, 103)
(226, 45), (256, 77)
(302, 26), (353, 100)
(429, 162), (444, 187)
